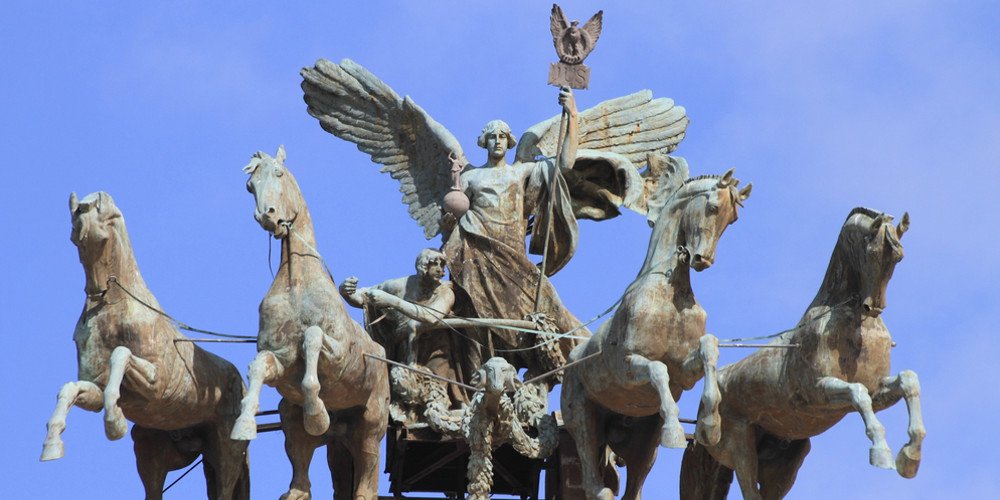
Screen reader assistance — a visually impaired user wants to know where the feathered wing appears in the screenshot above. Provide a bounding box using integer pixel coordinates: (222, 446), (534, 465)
(515, 90), (689, 217)
(301, 58), (466, 239)
(550, 4), (569, 52)
(579, 10), (603, 58)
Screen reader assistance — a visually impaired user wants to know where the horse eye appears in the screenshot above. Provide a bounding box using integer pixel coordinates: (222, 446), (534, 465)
(275, 168), (284, 177)
(706, 203), (719, 215)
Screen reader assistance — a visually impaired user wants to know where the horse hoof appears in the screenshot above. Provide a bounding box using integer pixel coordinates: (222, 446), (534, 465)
(303, 410), (330, 436)
(870, 446), (894, 470)
(280, 488), (311, 500)
(896, 445), (921, 478)
(230, 416), (258, 441)
(104, 416), (127, 441)
(596, 487), (614, 500)
(40, 441), (65, 461)
(661, 421), (687, 449)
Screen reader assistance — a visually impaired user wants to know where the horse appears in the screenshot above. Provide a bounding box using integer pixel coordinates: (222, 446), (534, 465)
(41, 191), (249, 500)
(561, 156), (752, 500)
(679, 208), (924, 500)
(230, 146), (389, 500)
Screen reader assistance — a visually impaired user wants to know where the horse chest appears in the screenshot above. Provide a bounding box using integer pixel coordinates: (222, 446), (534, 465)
(258, 286), (334, 341)
(623, 301), (706, 362)
(74, 307), (151, 382)
(804, 320), (893, 390)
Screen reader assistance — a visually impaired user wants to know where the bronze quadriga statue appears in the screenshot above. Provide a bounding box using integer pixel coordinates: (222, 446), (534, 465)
(561, 157), (752, 500)
(680, 208), (925, 500)
(231, 147), (390, 500)
(41, 192), (249, 500)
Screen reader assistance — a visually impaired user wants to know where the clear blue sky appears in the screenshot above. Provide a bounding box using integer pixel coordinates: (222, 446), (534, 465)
(3, 1), (998, 498)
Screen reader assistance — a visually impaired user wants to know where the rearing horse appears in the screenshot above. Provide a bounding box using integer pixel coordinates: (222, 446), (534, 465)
(562, 157), (752, 500)
(231, 146), (389, 500)
(41, 191), (249, 499)
(680, 208), (925, 500)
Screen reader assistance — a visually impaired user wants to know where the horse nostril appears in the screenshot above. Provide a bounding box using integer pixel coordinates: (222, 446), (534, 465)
(267, 207), (276, 214)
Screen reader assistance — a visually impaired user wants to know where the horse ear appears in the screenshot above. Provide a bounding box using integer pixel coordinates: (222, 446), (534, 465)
(69, 192), (78, 214)
(718, 168), (735, 187)
(870, 215), (885, 234)
(896, 212), (910, 239)
(276, 145), (287, 164)
(738, 182), (753, 201)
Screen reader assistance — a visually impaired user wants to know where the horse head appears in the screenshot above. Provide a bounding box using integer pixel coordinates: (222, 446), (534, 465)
(243, 145), (301, 239)
(840, 208), (909, 317)
(647, 163), (752, 272)
(69, 191), (125, 263)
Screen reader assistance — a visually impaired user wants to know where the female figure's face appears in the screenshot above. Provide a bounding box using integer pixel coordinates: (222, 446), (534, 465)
(485, 130), (509, 161)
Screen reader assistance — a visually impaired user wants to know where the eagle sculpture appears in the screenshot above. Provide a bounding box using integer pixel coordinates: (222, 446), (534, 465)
(550, 4), (603, 65)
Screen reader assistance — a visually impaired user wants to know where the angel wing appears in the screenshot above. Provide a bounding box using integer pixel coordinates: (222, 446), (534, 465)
(515, 90), (688, 217)
(301, 59), (466, 239)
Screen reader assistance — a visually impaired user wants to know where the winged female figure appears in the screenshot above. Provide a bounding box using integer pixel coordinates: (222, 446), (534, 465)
(300, 59), (688, 378)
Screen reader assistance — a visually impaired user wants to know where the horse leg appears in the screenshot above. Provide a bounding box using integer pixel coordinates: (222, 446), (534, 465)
(725, 418), (763, 500)
(132, 426), (197, 500)
(279, 399), (326, 500)
(205, 423), (250, 500)
(232, 350), (284, 440)
(816, 377), (893, 469)
(613, 414), (662, 500)
(623, 354), (686, 448)
(327, 440), (354, 499)
(561, 373), (614, 500)
(348, 401), (387, 500)
(757, 437), (810, 500)
(104, 346), (157, 440)
(680, 334), (722, 446)
(40, 380), (103, 460)
(871, 370), (925, 478)
(302, 326), (332, 436)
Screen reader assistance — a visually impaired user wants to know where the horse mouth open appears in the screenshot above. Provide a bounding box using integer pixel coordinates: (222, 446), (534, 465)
(861, 297), (886, 317)
(862, 302), (885, 317)
(690, 254), (714, 272)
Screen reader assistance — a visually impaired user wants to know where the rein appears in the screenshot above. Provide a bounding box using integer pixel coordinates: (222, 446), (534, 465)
(104, 276), (257, 340)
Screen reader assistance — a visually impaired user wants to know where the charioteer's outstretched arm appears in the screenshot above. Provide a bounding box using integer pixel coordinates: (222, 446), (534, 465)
(338, 276), (366, 308)
(364, 289), (448, 327)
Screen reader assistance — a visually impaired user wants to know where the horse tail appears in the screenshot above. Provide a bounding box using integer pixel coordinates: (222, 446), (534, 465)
(679, 442), (733, 500)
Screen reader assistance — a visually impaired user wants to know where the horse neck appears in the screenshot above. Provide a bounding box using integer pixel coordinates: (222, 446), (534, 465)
(636, 206), (690, 292)
(811, 239), (857, 309)
(83, 227), (155, 306)
(276, 206), (329, 289)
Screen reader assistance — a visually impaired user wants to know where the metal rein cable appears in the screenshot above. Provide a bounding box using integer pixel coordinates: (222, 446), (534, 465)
(106, 277), (256, 340)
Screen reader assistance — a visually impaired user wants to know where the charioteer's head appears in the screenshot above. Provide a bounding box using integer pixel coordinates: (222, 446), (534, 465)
(415, 248), (447, 285)
(478, 120), (516, 164)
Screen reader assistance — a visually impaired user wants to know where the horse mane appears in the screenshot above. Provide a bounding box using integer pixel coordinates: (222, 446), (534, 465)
(846, 206), (883, 222)
(684, 174), (723, 184)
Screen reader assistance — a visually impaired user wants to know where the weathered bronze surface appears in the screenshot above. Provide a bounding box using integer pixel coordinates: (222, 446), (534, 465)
(41, 192), (249, 499)
(561, 160), (752, 500)
(231, 148), (390, 500)
(680, 209), (924, 500)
